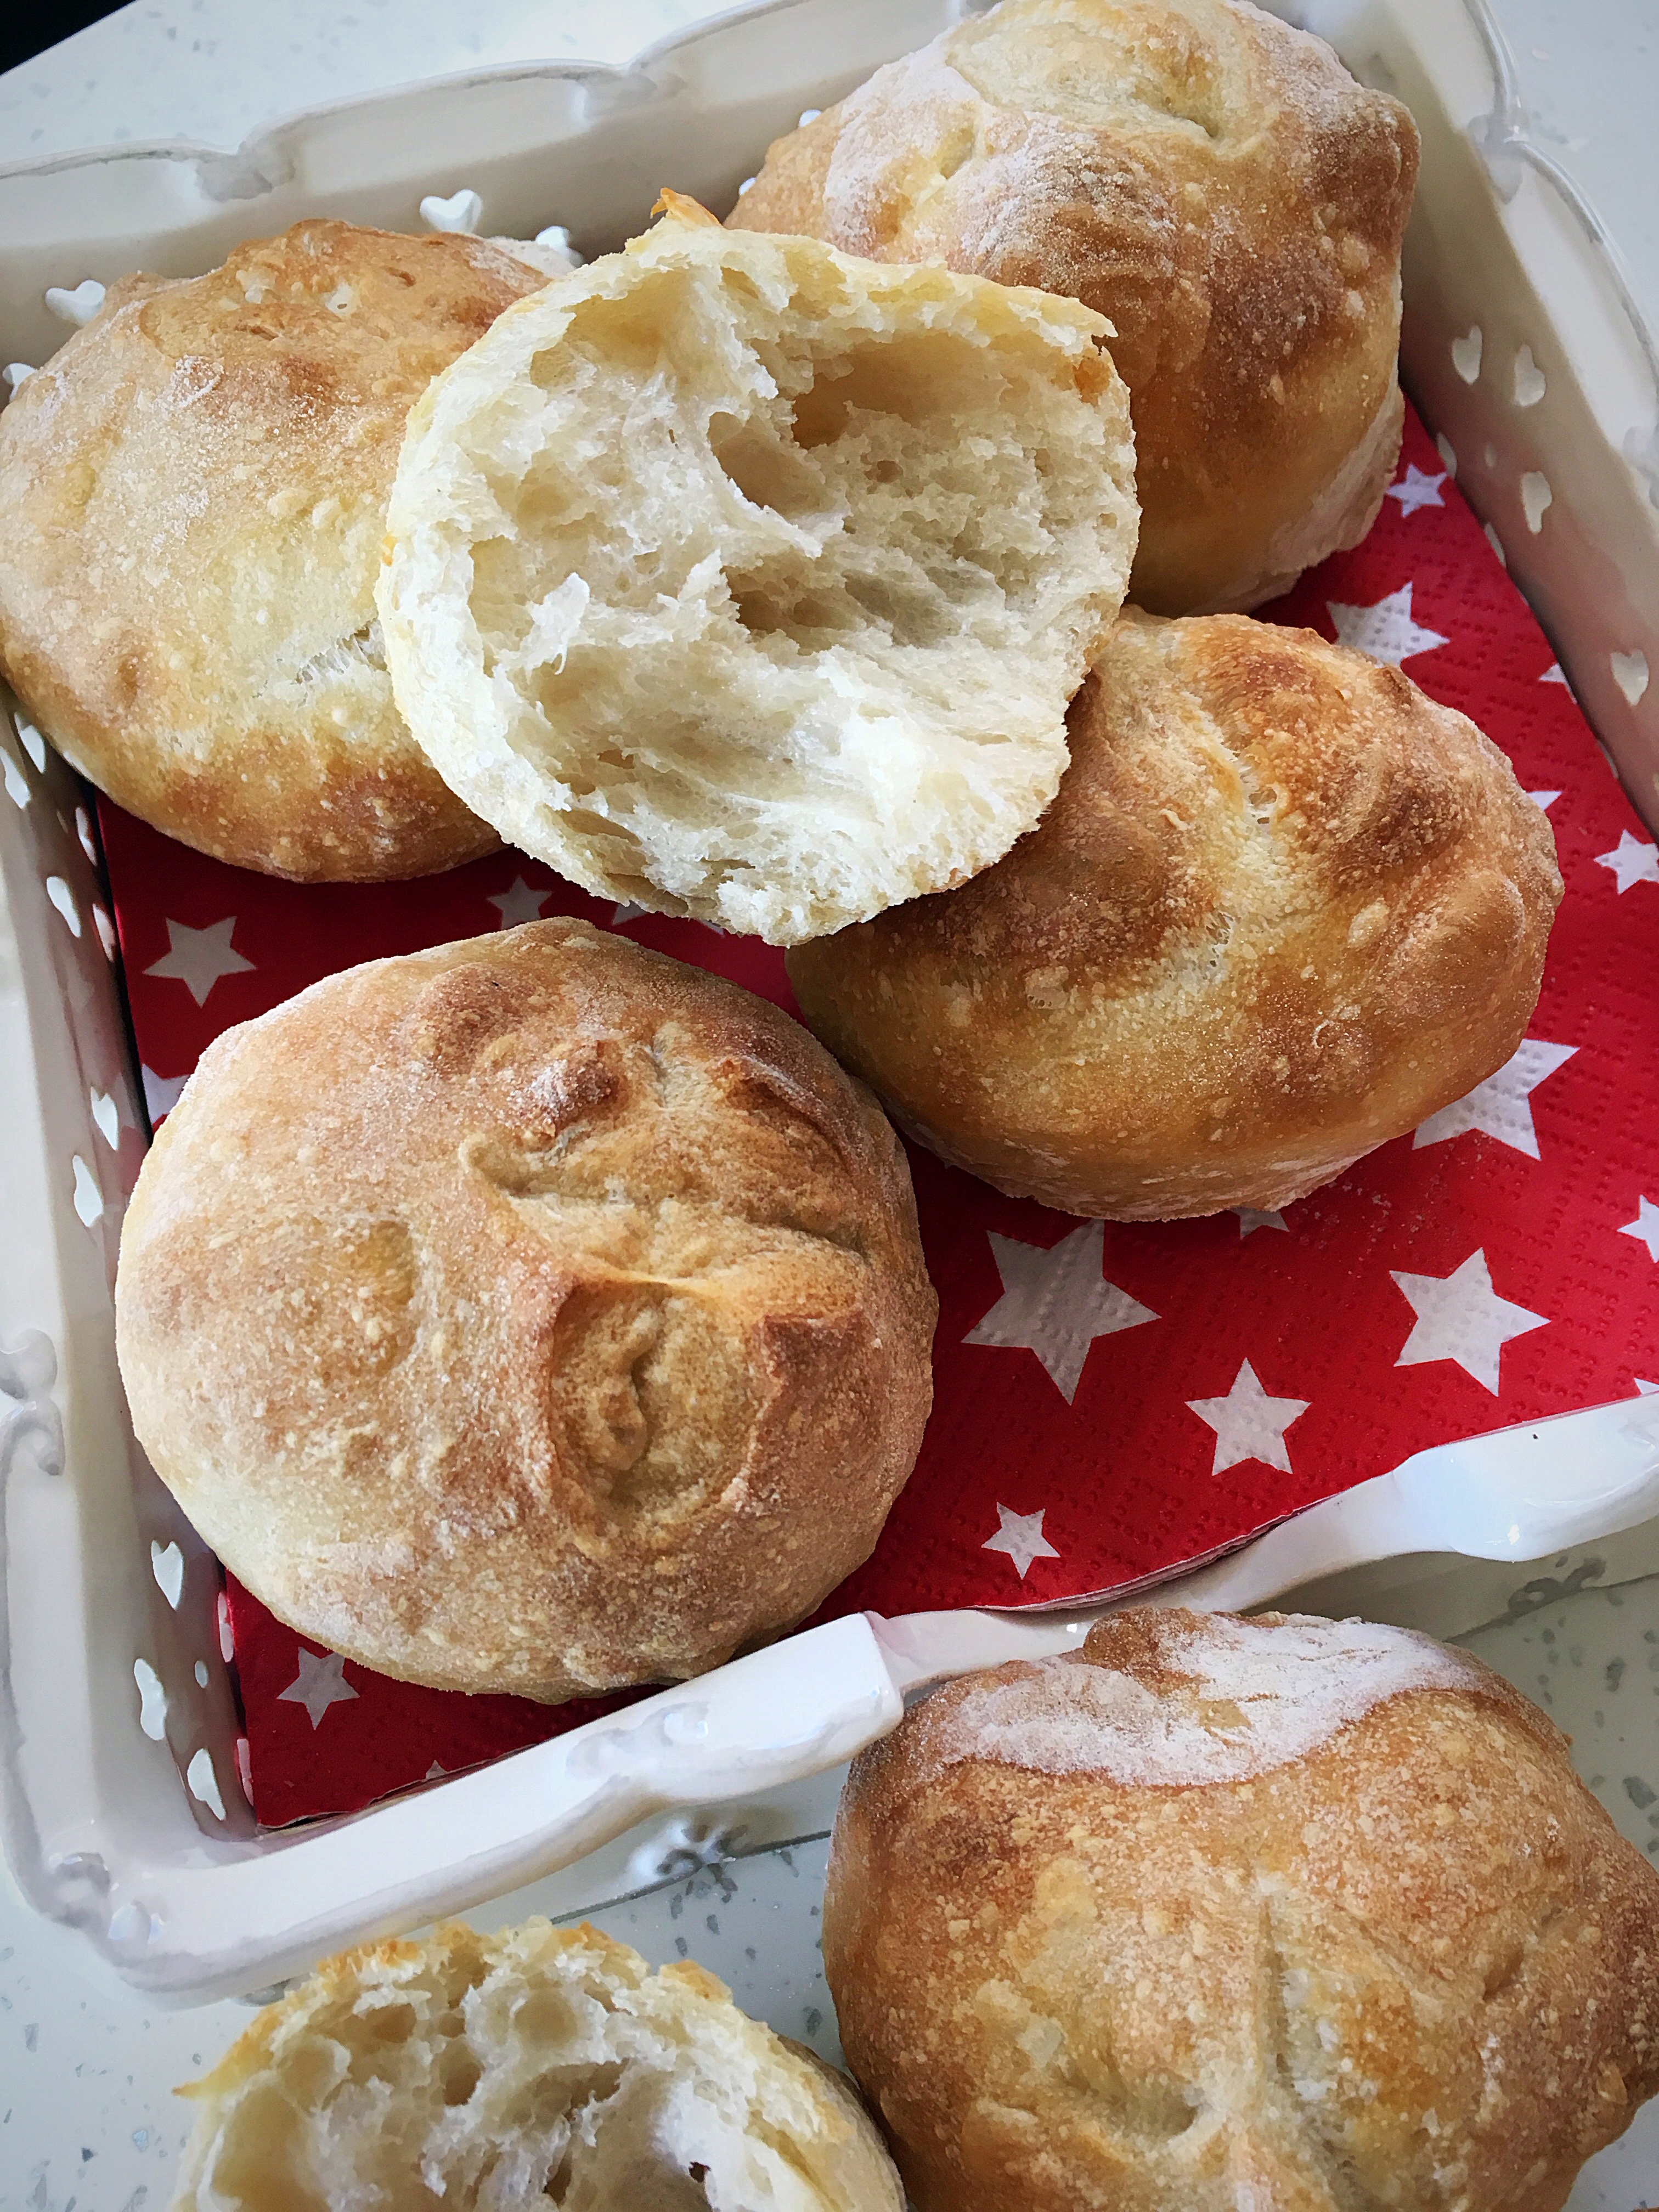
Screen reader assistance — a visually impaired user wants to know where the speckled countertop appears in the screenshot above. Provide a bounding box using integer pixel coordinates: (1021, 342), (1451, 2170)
(2, 5), (1658, 2210)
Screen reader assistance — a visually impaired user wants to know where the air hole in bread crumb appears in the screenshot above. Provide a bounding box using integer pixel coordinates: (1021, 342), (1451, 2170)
(709, 411), (820, 518)
(725, 578), (855, 644)
(439, 2044), (481, 2106)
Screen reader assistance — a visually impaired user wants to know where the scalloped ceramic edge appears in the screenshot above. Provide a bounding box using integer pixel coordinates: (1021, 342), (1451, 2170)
(2, 0), (1657, 2006)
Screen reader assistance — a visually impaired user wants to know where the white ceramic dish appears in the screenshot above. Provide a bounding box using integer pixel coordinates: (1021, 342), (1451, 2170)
(3, 0), (1658, 2006)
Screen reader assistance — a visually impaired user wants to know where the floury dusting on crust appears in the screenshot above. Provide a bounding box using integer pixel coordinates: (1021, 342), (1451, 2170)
(926, 1611), (1483, 1787)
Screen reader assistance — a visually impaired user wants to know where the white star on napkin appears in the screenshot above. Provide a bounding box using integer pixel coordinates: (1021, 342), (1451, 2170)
(1412, 1037), (1577, 1159)
(612, 901), (650, 925)
(964, 1220), (1158, 1403)
(277, 1647), (359, 1730)
(1618, 1196), (1659, 1263)
(1233, 1207), (1288, 1238)
(1186, 1359), (1309, 1475)
(143, 916), (255, 1006)
(488, 877), (551, 928)
(1328, 584), (1449, 667)
(1594, 830), (1659, 895)
(140, 1066), (189, 1123)
(981, 1504), (1060, 1579)
(1528, 790), (1561, 811)
(1384, 464), (1446, 518)
(1539, 662), (1570, 686)
(1391, 1249), (1547, 1393)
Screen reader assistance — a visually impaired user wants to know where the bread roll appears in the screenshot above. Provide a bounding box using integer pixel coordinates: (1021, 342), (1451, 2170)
(173, 1918), (904, 2212)
(729, 0), (1419, 616)
(377, 195), (1139, 945)
(115, 919), (935, 1700)
(825, 1607), (1659, 2212)
(787, 610), (1562, 1219)
(0, 220), (563, 881)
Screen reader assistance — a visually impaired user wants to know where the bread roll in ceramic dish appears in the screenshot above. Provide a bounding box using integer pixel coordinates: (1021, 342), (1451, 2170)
(172, 1918), (904, 2212)
(787, 610), (1562, 1219)
(376, 195), (1139, 945)
(825, 1606), (1659, 2212)
(730, 0), (1419, 616)
(115, 919), (936, 1700)
(0, 220), (572, 881)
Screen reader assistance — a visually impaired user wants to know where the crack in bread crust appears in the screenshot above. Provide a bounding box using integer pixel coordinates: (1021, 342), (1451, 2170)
(788, 610), (1562, 1220)
(729, 0), (1420, 616)
(823, 1609), (1659, 2212)
(115, 918), (936, 1700)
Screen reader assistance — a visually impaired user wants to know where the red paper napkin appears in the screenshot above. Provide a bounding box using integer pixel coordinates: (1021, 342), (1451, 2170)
(98, 405), (1659, 1824)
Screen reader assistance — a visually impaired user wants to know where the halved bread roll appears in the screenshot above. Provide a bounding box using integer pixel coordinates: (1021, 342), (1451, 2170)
(377, 196), (1139, 945)
(172, 1919), (904, 2211)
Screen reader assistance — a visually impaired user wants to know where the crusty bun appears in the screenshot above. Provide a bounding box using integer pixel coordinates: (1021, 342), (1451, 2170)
(0, 220), (562, 881)
(787, 610), (1562, 1219)
(825, 1607), (1659, 2212)
(115, 919), (936, 1700)
(173, 1918), (904, 2212)
(729, 0), (1419, 616)
(377, 195), (1139, 945)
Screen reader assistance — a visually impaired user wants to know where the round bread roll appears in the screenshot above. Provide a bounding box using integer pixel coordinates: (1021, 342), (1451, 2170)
(729, 0), (1419, 616)
(825, 1607), (1659, 2212)
(115, 919), (936, 1700)
(376, 195), (1139, 945)
(787, 610), (1562, 1219)
(173, 1918), (904, 2212)
(0, 219), (566, 881)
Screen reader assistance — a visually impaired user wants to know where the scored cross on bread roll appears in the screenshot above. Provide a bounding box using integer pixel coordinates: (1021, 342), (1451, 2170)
(730, 0), (1419, 617)
(377, 194), (1139, 945)
(825, 1608), (1659, 2212)
(115, 920), (936, 1701)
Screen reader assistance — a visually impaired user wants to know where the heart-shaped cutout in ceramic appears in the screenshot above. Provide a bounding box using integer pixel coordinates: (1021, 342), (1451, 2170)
(1520, 471), (1552, 534)
(1513, 345), (1546, 407)
(1450, 326), (1482, 384)
(150, 1539), (185, 1608)
(420, 188), (482, 235)
(44, 279), (106, 326)
(91, 1088), (120, 1150)
(1611, 648), (1651, 706)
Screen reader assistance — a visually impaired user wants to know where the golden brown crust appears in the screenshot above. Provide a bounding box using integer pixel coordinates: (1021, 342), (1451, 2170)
(115, 919), (936, 1699)
(825, 1609), (1659, 2212)
(0, 221), (555, 879)
(730, 0), (1420, 613)
(787, 610), (1563, 1218)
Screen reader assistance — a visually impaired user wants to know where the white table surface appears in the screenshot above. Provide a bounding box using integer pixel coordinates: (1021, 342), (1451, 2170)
(3, 7), (1659, 2210)
(1, 0), (1656, 342)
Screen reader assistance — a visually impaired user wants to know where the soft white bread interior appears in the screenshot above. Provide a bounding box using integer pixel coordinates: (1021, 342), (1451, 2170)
(378, 195), (1139, 944)
(172, 1918), (904, 2211)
